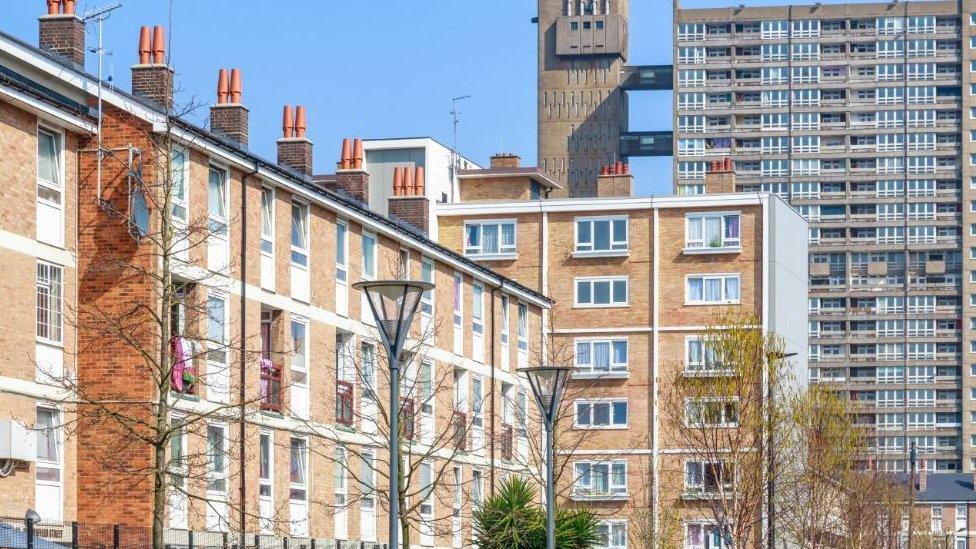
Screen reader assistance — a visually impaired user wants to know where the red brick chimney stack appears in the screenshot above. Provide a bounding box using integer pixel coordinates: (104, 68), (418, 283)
(389, 164), (430, 234)
(334, 137), (369, 205)
(39, 0), (86, 66)
(596, 160), (633, 197)
(277, 105), (314, 177)
(210, 68), (249, 147)
(704, 157), (736, 194)
(131, 25), (175, 109)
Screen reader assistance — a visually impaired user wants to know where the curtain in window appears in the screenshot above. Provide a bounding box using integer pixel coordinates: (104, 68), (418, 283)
(261, 189), (273, 238)
(704, 278), (722, 301)
(593, 464), (609, 493)
(466, 225), (480, 248)
(688, 340), (702, 365)
(688, 278), (704, 301)
(36, 410), (58, 461)
(725, 277), (740, 300)
(576, 342), (591, 367)
(611, 463), (625, 490)
(612, 342), (627, 368)
(290, 204), (307, 251)
(208, 170), (226, 219)
(37, 131), (60, 188)
(724, 215), (740, 240)
(501, 224), (515, 250)
(290, 439), (306, 484)
(593, 342), (611, 371)
(704, 217), (722, 245)
(687, 218), (703, 245)
(481, 224), (499, 254)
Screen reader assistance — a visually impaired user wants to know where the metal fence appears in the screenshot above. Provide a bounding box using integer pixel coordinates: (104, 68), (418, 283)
(0, 519), (387, 549)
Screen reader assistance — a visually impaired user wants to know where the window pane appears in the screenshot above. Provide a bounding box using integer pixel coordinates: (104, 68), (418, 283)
(593, 342), (610, 370)
(612, 219), (627, 244)
(577, 281), (591, 304)
(612, 280), (627, 303)
(363, 235), (376, 277)
(704, 278), (722, 301)
(577, 221), (591, 246)
(261, 189), (273, 238)
(688, 278), (703, 301)
(725, 277), (740, 300)
(208, 169), (226, 219)
(592, 281), (610, 304)
(482, 225), (498, 254)
(594, 220), (611, 250)
(291, 204), (307, 251)
(593, 403), (610, 425)
(612, 402), (628, 425)
(37, 131), (60, 187)
(576, 402), (591, 425)
(576, 342), (591, 366)
(612, 341), (627, 365)
(36, 409), (59, 462)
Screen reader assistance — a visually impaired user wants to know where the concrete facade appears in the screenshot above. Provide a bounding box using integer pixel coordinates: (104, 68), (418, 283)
(674, 0), (976, 475)
(538, 0), (630, 197)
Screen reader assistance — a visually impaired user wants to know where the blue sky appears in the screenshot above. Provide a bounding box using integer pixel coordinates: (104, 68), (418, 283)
(5, 0), (815, 196)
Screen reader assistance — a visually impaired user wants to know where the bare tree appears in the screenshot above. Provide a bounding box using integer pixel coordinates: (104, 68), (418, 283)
(660, 309), (791, 548)
(45, 55), (277, 546)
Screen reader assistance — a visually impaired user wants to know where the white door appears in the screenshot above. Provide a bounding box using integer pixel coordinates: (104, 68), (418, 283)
(289, 501), (308, 537)
(34, 408), (62, 522)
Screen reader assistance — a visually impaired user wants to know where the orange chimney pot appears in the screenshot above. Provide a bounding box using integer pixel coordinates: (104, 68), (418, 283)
(392, 167), (404, 196)
(339, 138), (352, 170)
(46, 1), (61, 16)
(724, 157), (733, 171)
(295, 105), (307, 139)
(414, 166), (425, 196)
(63, 0), (76, 15)
(402, 164), (415, 195)
(230, 68), (242, 104)
(282, 105), (294, 139)
(622, 163), (630, 175)
(152, 26), (165, 64)
(352, 138), (364, 170)
(138, 26), (151, 64)
(216, 69), (229, 105)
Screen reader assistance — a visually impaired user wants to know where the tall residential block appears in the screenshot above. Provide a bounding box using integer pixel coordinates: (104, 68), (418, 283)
(674, 0), (975, 473)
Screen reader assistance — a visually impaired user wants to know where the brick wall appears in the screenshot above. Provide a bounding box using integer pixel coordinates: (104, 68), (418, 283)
(459, 176), (534, 202)
(38, 15), (85, 65)
(387, 195), (429, 234)
(131, 65), (174, 109)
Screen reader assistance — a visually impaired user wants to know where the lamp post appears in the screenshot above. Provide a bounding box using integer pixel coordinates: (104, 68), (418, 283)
(354, 280), (434, 549)
(518, 365), (573, 549)
(765, 351), (797, 549)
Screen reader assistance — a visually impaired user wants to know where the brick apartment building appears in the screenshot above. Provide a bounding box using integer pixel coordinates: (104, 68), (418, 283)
(433, 155), (808, 547)
(0, 3), (551, 547)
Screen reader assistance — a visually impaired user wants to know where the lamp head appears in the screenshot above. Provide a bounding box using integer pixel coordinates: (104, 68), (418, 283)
(518, 365), (573, 423)
(353, 280), (434, 359)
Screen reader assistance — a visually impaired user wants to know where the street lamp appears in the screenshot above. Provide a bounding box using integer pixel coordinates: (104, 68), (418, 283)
(518, 365), (573, 549)
(354, 280), (434, 549)
(765, 351), (797, 549)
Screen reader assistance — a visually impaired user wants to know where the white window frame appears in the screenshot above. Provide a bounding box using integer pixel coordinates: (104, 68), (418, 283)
(260, 186), (275, 256)
(572, 460), (628, 500)
(464, 219), (517, 259)
(685, 274), (742, 305)
(685, 397), (740, 427)
(575, 276), (629, 308)
(685, 212), (741, 252)
(290, 200), (310, 267)
(574, 338), (628, 377)
(34, 406), (63, 522)
(574, 216), (629, 256)
(575, 399), (629, 429)
(36, 126), (64, 247)
(206, 292), (230, 403)
(36, 261), (63, 345)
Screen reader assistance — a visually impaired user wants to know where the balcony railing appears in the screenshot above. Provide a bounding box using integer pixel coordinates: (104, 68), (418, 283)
(336, 381), (354, 427)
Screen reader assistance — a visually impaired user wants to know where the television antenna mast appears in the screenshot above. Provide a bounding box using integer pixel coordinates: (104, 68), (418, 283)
(83, 2), (123, 205)
(449, 95), (471, 201)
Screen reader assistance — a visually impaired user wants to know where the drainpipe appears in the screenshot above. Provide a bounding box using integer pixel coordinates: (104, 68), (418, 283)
(238, 160), (260, 541)
(489, 285), (498, 495)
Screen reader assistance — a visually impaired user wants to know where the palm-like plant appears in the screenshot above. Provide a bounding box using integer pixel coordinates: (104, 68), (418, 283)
(473, 477), (602, 549)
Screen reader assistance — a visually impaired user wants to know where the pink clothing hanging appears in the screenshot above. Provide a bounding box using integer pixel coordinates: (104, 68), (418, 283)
(171, 337), (192, 392)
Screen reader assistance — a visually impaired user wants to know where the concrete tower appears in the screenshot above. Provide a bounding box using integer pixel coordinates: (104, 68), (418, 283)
(537, 0), (631, 197)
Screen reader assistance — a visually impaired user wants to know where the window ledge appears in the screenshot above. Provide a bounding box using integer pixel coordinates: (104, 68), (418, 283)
(260, 410), (284, 419)
(572, 371), (630, 380)
(572, 250), (630, 259)
(683, 246), (742, 255)
(682, 369), (735, 378)
(685, 301), (741, 307)
(465, 253), (518, 261)
(571, 493), (629, 502)
(574, 303), (630, 309)
(335, 424), (357, 433)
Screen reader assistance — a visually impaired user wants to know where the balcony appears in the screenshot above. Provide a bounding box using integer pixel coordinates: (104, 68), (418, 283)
(451, 411), (467, 451)
(259, 359), (282, 412)
(500, 424), (514, 461)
